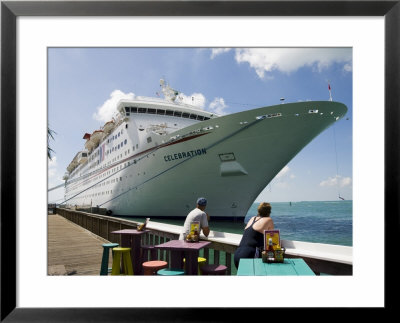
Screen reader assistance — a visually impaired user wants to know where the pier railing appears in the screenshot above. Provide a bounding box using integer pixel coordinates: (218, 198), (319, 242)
(56, 208), (238, 275)
(56, 208), (352, 275)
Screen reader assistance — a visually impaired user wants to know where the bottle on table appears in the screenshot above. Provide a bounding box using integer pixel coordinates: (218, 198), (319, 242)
(266, 238), (275, 262)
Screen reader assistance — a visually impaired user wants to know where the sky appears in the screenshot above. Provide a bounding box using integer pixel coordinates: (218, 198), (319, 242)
(48, 47), (352, 204)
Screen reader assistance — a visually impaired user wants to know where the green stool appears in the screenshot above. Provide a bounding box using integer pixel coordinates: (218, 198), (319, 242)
(100, 243), (119, 275)
(157, 268), (185, 276)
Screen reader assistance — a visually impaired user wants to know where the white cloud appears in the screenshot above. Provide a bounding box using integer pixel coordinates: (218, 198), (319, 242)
(339, 176), (352, 187)
(48, 156), (57, 169)
(178, 92), (229, 115)
(178, 92), (206, 109)
(210, 48), (232, 59)
(275, 165), (290, 179)
(343, 63), (352, 73)
(208, 97), (228, 115)
(93, 90), (135, 122)
(48, 168), (56, 178)
(48, 156), (63, 187)
(48, 156), (58, 178)
(271, 166), (295, 189)
(320, 175), (352, 188)
(234, 48), (352, 78)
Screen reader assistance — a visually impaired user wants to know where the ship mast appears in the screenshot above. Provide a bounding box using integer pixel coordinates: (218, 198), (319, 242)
(160, 79), (179, 102)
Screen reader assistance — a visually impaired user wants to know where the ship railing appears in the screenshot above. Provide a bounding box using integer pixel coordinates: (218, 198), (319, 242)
(55, 208), (352, 275)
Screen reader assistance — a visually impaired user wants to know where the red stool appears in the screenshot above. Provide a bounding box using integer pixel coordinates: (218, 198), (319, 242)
(200, 264), (227, 275)
(142, 260), (168, 275)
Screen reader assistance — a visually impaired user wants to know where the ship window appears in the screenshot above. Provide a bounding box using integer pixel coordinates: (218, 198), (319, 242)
(204, 117), (210, 120)
(197, 115), (205, 121)
(124, 139), (127, 145)
(121, 142), (123, 147)
(125, 107), (130, 113)
(147, 137), (152, 143)
(166, 110), (174, 116)
(82, 153), (87, 157)
(157, 109), (165, 115)
(138, 108), (147, 113)
(131, 107), (137, 113)
(189, 114), (197, 119)
(118, 144), (120, 149)
(174, 111), (182, 117)
(148, 108), (156, 114)
(182, 112), (190, 118)
(126, 124), (128, 129)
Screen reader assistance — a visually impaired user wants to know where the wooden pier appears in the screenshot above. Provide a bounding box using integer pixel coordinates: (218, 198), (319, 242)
(52, 208), (352, 276)
(48, 214), (111, 275)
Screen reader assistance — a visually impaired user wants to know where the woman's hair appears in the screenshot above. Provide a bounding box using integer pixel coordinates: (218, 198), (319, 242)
(258, 202), (271, 217)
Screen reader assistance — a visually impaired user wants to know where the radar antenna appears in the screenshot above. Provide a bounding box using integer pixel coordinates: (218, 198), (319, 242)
(160, 79), (179, 102)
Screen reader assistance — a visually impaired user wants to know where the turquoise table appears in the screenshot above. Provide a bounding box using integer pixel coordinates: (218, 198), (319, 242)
(237, 258), (315, 276)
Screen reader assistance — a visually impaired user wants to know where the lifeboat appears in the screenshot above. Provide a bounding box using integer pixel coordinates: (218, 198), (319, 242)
(102, 120), (115, 134)
(83, 133), (94, 151)
(66, 154), (79, 172)
(85, 141), (94, 152)
(90, 130), (103, 148)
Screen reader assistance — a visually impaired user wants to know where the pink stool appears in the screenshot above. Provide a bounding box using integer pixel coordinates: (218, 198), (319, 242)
(142, 260), (168, 275)
(200, 264), (227, 275)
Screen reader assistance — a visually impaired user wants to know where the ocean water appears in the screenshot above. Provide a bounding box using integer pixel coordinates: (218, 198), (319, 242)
(245, 200), (353, 246)
(120, 200), (352, 247)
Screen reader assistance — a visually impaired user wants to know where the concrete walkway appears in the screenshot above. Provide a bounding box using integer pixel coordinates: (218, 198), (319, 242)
(48, 214), (112, 275)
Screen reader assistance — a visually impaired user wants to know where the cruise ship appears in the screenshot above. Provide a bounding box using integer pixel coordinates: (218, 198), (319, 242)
(62, 80), (347, 218)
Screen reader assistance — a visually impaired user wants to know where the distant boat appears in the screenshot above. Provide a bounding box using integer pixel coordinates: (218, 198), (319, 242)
(339, 196), (345, 201)
(62, 79), (348, 218)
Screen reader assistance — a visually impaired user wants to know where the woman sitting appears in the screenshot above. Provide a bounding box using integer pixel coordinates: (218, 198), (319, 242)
(234, 202), (274, 268)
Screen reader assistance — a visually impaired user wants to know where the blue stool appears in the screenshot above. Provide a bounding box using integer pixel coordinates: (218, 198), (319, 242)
(157, 268), (185, 276)
(100, 243), (119, 275)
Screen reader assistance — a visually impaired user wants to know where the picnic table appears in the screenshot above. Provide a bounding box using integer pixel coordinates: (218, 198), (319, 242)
(154, 240), (211, 275)
(237, 258), (315, 276)
(111, 229), (149, 275)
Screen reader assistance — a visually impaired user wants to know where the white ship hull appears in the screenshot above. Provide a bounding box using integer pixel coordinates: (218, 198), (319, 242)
(64, 98), (347, 218)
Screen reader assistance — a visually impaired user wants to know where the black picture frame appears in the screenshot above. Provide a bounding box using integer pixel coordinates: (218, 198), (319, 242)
(1, 0), (398, 321)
